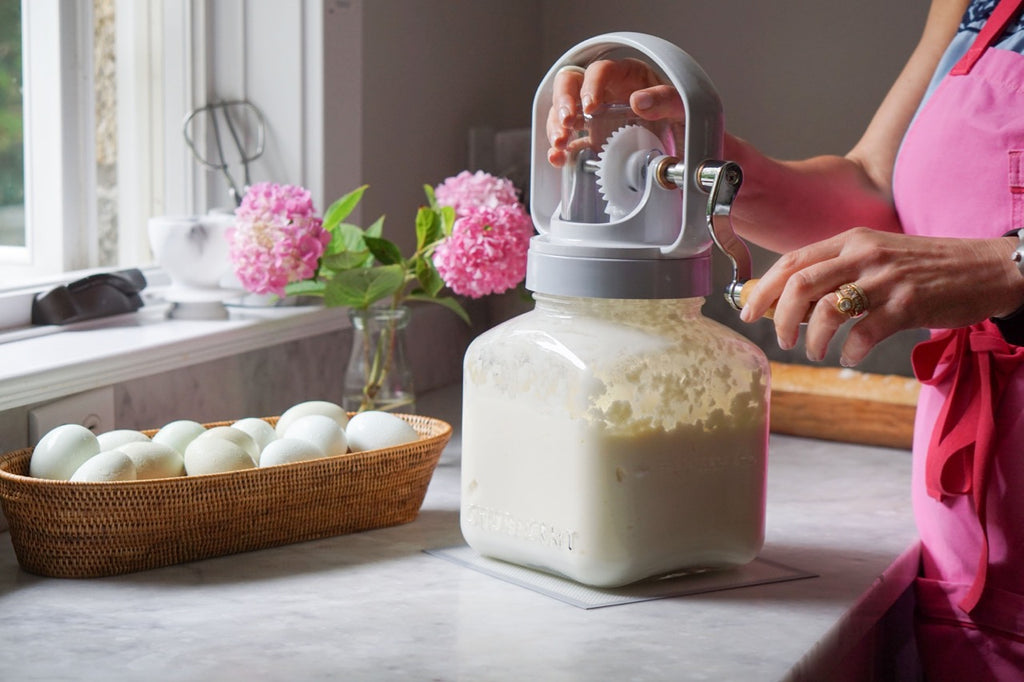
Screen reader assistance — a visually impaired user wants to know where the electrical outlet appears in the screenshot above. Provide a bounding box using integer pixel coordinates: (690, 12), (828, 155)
(28, 387), (116, 445)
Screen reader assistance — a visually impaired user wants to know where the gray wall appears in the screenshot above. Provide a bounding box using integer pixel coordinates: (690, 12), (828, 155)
(542, 1), (931, 374)
(331, 1), (930, 374)
(323, 1), (545, 251)
(540, 2), (927, 159)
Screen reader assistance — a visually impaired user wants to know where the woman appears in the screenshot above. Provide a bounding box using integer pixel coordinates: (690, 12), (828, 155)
(548, 0), (1024, 678)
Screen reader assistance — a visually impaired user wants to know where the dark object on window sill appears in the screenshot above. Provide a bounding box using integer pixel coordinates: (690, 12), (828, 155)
(32, 269), (147, 325)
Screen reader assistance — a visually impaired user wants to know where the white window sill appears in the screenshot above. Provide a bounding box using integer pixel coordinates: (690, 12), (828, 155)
(0, 295), (348, 413)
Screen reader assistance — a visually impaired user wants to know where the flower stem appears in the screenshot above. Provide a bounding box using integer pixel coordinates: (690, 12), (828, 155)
(357, 301), (408, 412)
(360, 318), (392, 411)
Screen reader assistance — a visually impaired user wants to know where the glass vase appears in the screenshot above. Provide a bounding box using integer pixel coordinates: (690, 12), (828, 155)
(343, 306), (416, 413)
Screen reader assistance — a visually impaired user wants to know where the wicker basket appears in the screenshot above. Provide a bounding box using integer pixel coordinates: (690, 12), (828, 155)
(0, 413), (451, 578)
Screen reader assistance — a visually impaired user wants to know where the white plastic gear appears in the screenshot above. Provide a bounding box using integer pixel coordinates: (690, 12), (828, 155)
(594, 124), (664, 219)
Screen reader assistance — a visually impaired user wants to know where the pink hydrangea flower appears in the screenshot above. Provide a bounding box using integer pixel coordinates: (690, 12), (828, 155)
(432, 203), (533, 298)
(227, 182), (329, 296)
(434, 170), (522, 215)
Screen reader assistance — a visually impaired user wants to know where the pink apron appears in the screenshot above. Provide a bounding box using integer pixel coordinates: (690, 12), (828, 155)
(893, 0), (1024, 677)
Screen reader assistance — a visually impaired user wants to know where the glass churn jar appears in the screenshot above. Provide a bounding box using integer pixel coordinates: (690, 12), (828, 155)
(459, 32), (771, 588)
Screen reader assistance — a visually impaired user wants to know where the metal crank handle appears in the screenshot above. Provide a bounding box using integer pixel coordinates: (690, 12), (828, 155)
(688, 160), (753, 311)
(731, 278), (812, 323)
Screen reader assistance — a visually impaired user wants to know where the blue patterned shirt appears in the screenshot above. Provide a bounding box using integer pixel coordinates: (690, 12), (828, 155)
(922, 0), (1024, 102)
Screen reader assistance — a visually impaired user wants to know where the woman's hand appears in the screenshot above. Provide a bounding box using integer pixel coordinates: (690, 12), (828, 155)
(739, 228), (1024, 366)
(546, 58), (684, 167)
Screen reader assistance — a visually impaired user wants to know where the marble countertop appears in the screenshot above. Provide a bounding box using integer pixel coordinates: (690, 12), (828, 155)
(0, 385), (919, 681)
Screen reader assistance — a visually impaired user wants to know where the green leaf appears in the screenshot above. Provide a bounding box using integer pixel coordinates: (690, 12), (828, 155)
(325, 265), (405, 308)
(322, 249), (371, 271)
(322, 222), (376, 270)
(364, 236), (404, 266)
(322, 185), (368, 231)
(364, 215), (384, 239)
(423, 183), (438, 210)
(406, 292), (471, 325)
(284, 279), (327, 297)
(336, 222), (367, 248)
(440, 205), (456, 236)
(415, 206), (444, 251)
(414, 256), (444, 297)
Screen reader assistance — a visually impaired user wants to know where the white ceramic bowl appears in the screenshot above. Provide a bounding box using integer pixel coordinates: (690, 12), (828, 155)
(148, 213), (235, 290)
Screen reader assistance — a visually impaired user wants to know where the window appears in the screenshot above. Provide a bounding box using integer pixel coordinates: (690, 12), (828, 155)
(0, 0), (326, 293)
(0, 0), (23, 251)
(0, 0), (165, 289)
(0, 0), (96, 286)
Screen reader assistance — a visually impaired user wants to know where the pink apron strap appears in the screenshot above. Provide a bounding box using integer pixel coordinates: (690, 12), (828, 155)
(951, 0), (1024, 75)
(912, 321), (1024, 612)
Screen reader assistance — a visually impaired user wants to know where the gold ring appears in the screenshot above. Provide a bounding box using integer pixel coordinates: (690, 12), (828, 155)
(834, 283), (869, 318)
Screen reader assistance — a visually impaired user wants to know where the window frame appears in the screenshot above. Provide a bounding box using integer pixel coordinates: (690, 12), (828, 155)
(0, 0), (97, 284)
(115, 0), (177, 268)
(0, 0), (328, 322)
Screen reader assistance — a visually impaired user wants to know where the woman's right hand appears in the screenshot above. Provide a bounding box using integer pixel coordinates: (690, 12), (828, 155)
(546, 58), (686, 167)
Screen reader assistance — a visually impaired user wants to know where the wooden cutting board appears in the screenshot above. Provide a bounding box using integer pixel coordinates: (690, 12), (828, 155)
(768, 362), (920, 450)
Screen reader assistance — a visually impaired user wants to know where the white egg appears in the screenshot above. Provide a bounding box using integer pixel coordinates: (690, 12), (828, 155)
(183, 437), (255, 476)
(152, 420), (207, 455)
(230, 418), (278, 458)
(30, 423), (101, 480)
(345, 411), (420, 452)
(118, 441), (185, 479)
(192, 426), (260, 464)
(276, 400), (349, 436)
(282, 414), (348, 457)
(259, 437), (324, 467)
(70, 450), (138, 482)
(97, 429), (150, 451)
